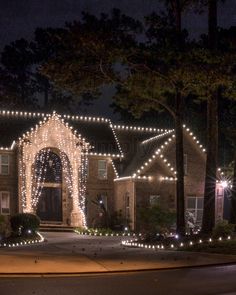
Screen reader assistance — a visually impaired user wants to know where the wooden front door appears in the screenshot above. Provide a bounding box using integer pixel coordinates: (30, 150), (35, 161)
(37, 187), (62, 222)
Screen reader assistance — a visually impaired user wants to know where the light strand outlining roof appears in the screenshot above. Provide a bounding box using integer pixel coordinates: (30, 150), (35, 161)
(0, 110), (208, 159)
(114, 175), (152, 182)
(110, 123), (172, 133)
(0, 110), (109, 123)
(141, 130), (175, 145)
(132, 134), (177, 178)
(109, 120), (124, 157)
(111, 160), (119, 178)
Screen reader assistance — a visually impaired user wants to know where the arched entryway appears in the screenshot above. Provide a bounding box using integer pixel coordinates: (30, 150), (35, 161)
(35, 150), (63, 222)
(18, 113), (90, 227)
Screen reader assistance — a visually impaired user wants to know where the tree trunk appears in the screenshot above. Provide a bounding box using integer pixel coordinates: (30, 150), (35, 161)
(201, 0), (218, 234)
(229, 151), (236, 224)
(170, 0), (182, 47)
(175, 91), (185, 236)
(208, 0), (217, 50)
(201, 92), (218, 234)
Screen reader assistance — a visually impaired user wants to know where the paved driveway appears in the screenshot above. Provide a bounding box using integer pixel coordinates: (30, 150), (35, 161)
(0, 232), (235, 274)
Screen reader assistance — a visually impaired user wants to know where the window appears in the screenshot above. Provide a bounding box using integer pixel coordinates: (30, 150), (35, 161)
(0, 191), (10, 215)
(0, 155), (9, 175)
(149, 195), (160, 207)
(98, 160), (107, 179)
(186, 196), (203, 225)
(184, 154), (188, 175)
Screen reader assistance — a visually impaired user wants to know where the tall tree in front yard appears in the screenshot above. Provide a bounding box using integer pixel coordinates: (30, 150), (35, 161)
(201, 0), (219, 234)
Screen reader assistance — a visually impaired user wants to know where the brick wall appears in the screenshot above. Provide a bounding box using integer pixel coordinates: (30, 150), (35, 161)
(0, 150), (18, 218)
(86, 156), (115, 227)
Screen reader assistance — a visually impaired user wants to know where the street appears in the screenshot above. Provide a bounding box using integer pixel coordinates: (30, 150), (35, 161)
(0, 264), (236, 295)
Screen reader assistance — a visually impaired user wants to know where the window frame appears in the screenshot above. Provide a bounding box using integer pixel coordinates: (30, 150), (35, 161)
(186, 195), (203, 225)
(0, 154), (9, 175)
(0, 191), (10, 215)
(98, 160), (108, 180)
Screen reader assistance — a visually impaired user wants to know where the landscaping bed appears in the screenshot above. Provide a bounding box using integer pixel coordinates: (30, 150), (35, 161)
(178, 239), (236, 255)
(75, 227), (135, 236)
(0, 231), (44, 247)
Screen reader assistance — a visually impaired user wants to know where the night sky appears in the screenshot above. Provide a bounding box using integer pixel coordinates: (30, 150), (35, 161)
(0, 0), (235, 118)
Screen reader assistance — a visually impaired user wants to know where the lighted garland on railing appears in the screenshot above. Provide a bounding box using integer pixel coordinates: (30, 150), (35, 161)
(122, 235), (232, 250)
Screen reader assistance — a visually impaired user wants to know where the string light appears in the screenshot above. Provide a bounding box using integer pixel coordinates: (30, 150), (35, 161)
(18, 112), (90, 228)
(141, 130), (174, 145)
(122, 235), (232, 250)
(111, 124), (171, 133)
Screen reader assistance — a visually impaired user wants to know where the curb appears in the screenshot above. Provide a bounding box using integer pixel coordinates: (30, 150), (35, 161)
(0, 261), (236, 278)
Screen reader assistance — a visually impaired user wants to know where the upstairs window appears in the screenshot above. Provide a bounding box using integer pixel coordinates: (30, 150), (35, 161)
(0, 155), (9, 175)
(98, 160), (107, 179)
(0, 191), (10, 215)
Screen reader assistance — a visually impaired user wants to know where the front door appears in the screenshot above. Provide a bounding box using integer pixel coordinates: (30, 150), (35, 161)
(35, 150), (63, 222)
(37, 187), (62, 222)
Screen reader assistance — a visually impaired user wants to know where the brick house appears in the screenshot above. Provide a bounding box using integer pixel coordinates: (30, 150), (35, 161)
(0, 110), (225, 230)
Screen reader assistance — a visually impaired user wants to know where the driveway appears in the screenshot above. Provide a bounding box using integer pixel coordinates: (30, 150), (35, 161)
(0, 232), (235, 274)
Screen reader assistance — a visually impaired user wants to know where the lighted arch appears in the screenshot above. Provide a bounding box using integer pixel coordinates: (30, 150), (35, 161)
(18, 113), (89, 227)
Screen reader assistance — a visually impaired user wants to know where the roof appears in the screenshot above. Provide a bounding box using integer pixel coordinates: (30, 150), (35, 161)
(0, 110), (172, 158)
(113, 130), (175, 177)
(0, 110), (206, 176)
(0, 110), (121, 155)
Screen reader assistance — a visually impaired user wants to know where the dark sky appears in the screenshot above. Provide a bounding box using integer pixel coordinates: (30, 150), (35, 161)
(0, 0), (235, 118)
(1, 0), (236, 50)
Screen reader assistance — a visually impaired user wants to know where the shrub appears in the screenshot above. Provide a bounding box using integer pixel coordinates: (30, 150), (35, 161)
(10, 213), (40, 236)
(212, 220), (235, 238)
(138, 205), (175, 234)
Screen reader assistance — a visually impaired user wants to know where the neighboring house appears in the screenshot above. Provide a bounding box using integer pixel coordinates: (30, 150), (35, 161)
(0, 110), (225, 230)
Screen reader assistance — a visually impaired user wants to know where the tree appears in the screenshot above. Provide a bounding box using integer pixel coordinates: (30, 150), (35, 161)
(1, 39), (35, 107)
(201, 0), (218, 234)
(41, 7), (235, 236)
(41, 9), (193, 236)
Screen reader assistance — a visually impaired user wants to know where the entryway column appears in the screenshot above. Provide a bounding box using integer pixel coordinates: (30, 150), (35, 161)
(70, 162), (84, 227)
(24, 159), (33, 213)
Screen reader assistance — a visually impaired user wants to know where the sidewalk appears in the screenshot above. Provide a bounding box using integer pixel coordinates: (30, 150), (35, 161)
(0, 232), (235, 275)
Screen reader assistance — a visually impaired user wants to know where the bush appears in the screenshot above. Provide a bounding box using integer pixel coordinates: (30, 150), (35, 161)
(212, 220), (235, 238)
(138, 205), (175, 234)
(10, 213), (40, 236)
(0, 215), (6, 238)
